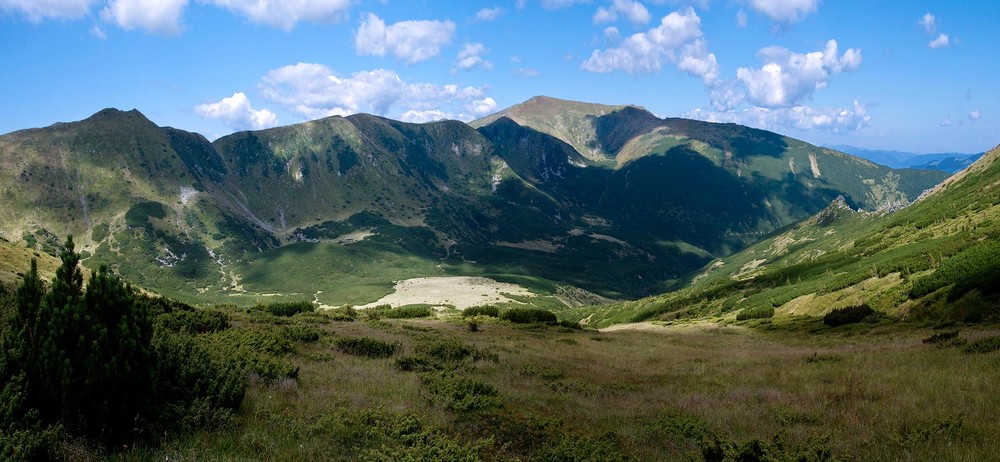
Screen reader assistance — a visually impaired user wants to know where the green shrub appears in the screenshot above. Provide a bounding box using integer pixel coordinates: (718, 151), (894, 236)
(462, 305), (500, 318)
(156, 308), (230, 334)
(418, 339), (474, 363)
(421, 372), (501, 412)
(500, 307), (558, 324)
(335, 337), (399, 358)
(254, 301), (315, 317)
(395, 355), (437, 372)
(381, 306), (432, 319)
(328, 305), (358, 321)
(736, 306), (775, 321)
(823, 304), (877, 327)
(9, 238), (155, 443)
(963, 336), (1000, 354)
(922, 330), (960, 344)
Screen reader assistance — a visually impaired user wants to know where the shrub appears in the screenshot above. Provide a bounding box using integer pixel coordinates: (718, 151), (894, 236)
(9, 238), (155, 443)
(256, 301), (315, 317)
(421, 372), (501, 412)
(156, 308), (230, 334)
(335, 337), (399, 358)
(736, 306), (775, 321)
(328, 305), (358, 321)
(463, 305), (500, 318)
(418, 339), (474, 363)
(922, 330), (960, 344)
(381, 306), (432, 319)
(963, 336), (1000, 354)
(500, 307), (557, 324)
(823, 304), (877, 327)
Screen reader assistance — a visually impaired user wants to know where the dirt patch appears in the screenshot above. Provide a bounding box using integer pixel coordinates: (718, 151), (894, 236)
(355, 276), (534, 310)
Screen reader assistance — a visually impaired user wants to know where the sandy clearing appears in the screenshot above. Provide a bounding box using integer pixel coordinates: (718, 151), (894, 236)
(493, 239), (562, 253)
(355, 276), (535, 310)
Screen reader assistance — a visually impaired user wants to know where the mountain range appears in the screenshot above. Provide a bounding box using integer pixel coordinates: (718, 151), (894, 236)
(830, 145), (984, 173)
(0, 96), (949, 307)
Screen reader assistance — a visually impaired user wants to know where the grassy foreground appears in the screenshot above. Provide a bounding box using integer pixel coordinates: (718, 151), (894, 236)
(114, 311), (999, 461)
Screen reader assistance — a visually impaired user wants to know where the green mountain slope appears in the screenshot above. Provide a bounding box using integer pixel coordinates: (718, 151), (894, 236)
(567, 145), (1000, 327)
(0, 98), (950, 306)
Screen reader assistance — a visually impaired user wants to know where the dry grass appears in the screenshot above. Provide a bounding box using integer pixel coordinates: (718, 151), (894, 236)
(122, 317), (1000, 461)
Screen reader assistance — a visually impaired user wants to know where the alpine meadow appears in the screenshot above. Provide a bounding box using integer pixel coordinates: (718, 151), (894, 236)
(1, 1), (998, 461)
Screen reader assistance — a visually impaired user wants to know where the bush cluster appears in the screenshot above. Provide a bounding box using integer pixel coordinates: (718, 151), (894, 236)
(499, 307), (558, 324)
(823, 304), (877, 327)
(335, 337), (399, 358)
(736, 306), (774, 321)
(255, 301), (315, 317)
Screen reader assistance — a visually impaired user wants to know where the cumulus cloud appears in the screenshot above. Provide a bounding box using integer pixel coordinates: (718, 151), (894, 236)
(467, 97), (498, 116)
(207, 0), (350, 31)
(474, 6), (504, 21)
(355, 13), (455, 64)
(929, 33), (949, 49)
(940, 116), (951, 127)
(0, 0), (97, 21)
(454, 42), (493, 71)
(593, 0), (650, 25)
(603, 26), (620, 41)
(684, 100), (871, 134)
(918, 12), (937, 33)
(746, 0), (819, 24)
(101, 0), (189, 35)
(969, 110), (981, 121)
(735, 39), (861, 108)
(582, 7), (717, 83)
(195, 92), (278, 130)
(257, 62), (488, 122)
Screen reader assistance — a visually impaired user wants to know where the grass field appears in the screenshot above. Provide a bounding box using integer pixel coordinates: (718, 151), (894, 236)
(111, 311), (1000, 461)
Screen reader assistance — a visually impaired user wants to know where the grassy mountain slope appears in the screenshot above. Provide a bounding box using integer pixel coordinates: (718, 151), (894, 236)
(0, 99), (951, 306)
(566, 144), (1000, 327)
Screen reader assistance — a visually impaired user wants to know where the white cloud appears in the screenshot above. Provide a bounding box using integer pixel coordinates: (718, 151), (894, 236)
(709, 80), (745, 111)
(206, 0), (350, 31)
(918, 12), (937, 33)
(736, 9), (747, 27)
(593, 0), (650, 25)
(355, 13), (455, 64)
(0, 0), (96, 21)
(101, 0), (188, 35)
(736, 39), (861, 107)
(969, 110), (981, 121)
(582, 7), (709, 76)
(257, 63), (488, 122)
(746, 0), (819, 24)
(929, 33), (949, 49)
(515, 67), (540, 78)
(454, 42), (493, 71)
(195, 92), (278, 130)
(474, 6), (504, 22)
(940, 116), (951, 127)
(468, 97), (498, 116)
(677, 39), (718, 85)
(604, 26), (620, 41)
(684, 100), (871, 134)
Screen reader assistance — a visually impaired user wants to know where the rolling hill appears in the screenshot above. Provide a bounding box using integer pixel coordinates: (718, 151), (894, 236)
(0, 97), (949, 307)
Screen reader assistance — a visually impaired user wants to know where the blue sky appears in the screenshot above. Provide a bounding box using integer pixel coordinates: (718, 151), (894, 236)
(1, 0), (996, 153)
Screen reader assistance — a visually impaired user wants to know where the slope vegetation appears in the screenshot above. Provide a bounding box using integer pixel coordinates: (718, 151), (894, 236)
(568, 145), (1000, 327)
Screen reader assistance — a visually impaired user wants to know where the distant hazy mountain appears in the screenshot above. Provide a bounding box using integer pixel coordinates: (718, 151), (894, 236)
(0, 98), (948, 305)
(829, 145), (983, 173)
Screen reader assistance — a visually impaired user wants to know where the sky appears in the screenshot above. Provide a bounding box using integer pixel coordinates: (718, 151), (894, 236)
(1, 0), (997, 153)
